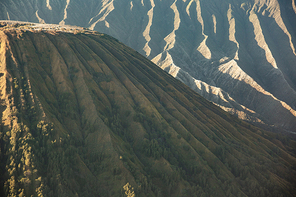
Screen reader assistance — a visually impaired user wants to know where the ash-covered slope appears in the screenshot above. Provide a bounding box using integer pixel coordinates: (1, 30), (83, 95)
(0, 21), (296, 197)
(1, 0), (296, 131)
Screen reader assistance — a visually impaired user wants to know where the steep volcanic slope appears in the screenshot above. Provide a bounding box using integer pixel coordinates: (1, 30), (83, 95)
(0, 0), (296, 131)
(0, 22), (296, 197)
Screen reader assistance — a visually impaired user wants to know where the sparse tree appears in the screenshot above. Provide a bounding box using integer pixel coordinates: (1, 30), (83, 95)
(123, 183), (135, 197)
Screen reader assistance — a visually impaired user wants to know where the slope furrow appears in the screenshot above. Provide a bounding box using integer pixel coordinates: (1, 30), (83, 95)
(194, 0), (211, 59)
(163, 0), (180, 52)
(46, 0), (52, 10)
(88, 0), (114, 30)
(142, 0), (155, 57)
(59, 0), (71, 25)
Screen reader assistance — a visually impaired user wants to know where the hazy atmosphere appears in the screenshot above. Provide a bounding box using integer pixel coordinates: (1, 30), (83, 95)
(0, 0), (296, 196)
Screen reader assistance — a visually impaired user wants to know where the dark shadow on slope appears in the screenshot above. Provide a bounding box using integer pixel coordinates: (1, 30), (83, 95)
(235, 10), (296, 108)
(278, 0), (296, 52)
(0, 94), (8, 197)
(212, 67), (296, 132)
(175, 69), (263, 122)
(258, 13), (296, 91)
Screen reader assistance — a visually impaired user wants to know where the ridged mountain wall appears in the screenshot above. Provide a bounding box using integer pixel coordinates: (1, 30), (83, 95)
(1, 0), (296, 131)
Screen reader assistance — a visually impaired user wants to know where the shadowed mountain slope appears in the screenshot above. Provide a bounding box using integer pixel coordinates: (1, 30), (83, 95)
(0, 22), (296, 197)
(0, 0), (296, 131)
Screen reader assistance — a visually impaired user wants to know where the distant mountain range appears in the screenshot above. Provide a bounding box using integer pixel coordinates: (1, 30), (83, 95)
(0, 21), (295, 197)
(1, 0), (296, 132)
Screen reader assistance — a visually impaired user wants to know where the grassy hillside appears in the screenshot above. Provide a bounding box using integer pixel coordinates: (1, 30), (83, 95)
(0, 22), (296, 197)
